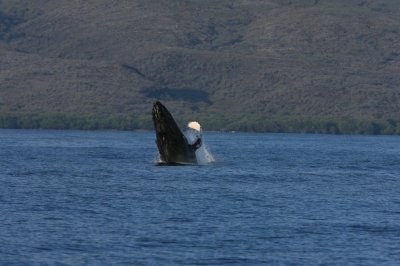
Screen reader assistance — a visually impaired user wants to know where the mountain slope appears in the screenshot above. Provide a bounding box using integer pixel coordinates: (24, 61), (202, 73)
(0, 0), (400, 132)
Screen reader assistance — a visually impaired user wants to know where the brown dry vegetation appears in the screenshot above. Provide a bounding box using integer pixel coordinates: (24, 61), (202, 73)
(0, 0), (399, 132)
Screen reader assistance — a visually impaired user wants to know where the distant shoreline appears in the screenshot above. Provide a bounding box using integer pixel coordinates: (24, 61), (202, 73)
(1, 112), (400, 135)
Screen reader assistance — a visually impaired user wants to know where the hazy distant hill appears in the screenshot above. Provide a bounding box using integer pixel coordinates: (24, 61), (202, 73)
(1, 0), (400, 133)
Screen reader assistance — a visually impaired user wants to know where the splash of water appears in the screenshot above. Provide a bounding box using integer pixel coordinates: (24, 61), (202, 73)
(185, 128), (215, 165)
(196, 143), (215, 165)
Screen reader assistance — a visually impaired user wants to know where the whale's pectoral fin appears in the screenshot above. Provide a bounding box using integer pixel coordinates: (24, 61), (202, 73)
(189, 137), (202, 150)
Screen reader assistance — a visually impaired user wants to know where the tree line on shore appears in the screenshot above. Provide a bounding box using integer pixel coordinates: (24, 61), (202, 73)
(0, 113), (400, 135)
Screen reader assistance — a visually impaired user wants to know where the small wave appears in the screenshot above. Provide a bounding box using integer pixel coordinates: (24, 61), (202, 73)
(348, 224), (400, 234)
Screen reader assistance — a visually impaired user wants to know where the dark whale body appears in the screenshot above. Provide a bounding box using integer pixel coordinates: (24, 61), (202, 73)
(152, 101), (201, 165)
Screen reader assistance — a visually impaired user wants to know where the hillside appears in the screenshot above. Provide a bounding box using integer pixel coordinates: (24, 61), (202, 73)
(1, 0), (400, 133)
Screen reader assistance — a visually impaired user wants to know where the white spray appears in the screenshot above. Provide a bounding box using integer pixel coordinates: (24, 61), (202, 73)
(186, 121), (215, 165)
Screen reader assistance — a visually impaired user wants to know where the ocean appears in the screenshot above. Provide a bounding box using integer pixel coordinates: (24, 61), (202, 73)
(1, 129), (399, 265)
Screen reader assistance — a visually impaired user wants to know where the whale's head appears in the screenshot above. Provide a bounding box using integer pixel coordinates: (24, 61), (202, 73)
(152, 101), (180, 136)
(152, 101), (196, 164)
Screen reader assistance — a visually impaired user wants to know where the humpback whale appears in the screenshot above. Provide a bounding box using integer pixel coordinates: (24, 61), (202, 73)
(152, 101), (201, 164)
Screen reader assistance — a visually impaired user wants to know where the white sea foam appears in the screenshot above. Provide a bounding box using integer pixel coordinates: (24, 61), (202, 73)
(185, 128), (215, 165)
(196, 143), (215, 165)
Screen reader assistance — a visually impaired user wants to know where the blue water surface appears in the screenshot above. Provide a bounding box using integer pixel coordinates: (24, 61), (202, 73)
(1, 129), (400, 265)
